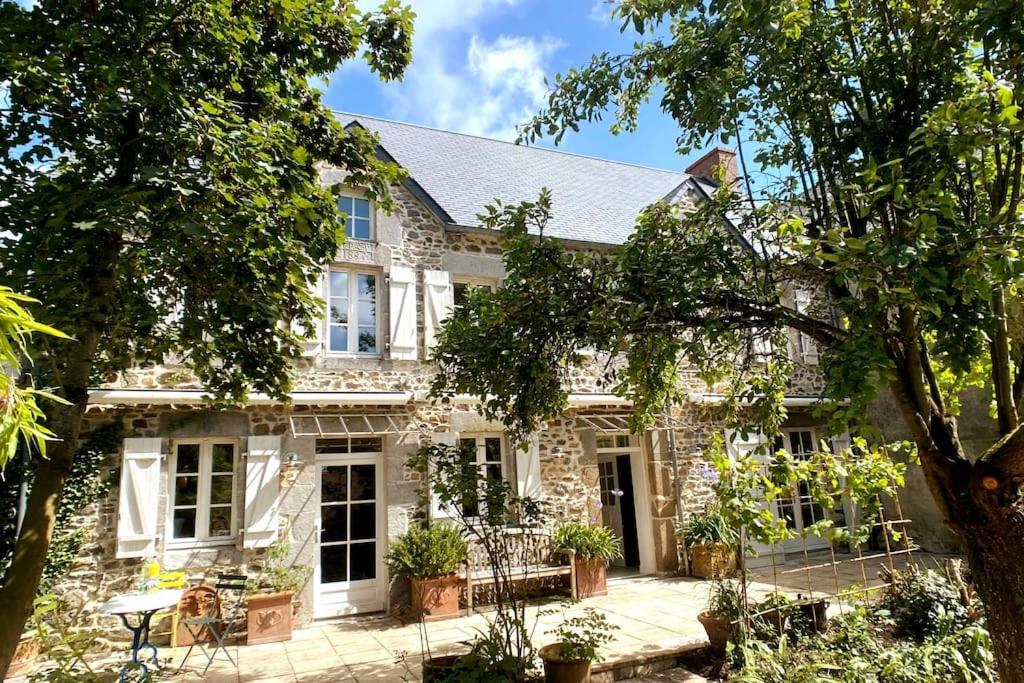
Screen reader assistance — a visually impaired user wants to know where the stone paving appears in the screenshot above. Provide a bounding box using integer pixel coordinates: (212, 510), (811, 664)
(151, 551), (932, 682)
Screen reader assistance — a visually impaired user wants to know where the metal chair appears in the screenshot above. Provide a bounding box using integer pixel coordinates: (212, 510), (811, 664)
(177, 574), (248, 677)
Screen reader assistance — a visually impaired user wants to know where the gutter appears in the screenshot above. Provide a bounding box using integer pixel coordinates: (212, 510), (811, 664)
(87, 389), (414, 406)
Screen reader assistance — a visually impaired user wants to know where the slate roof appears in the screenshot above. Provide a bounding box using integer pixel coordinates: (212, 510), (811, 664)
(337, 112), (692, 246)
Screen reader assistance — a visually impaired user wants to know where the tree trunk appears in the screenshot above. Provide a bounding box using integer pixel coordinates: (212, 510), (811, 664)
(958, 513), (1024, 683)
(0, 396), (88, 677)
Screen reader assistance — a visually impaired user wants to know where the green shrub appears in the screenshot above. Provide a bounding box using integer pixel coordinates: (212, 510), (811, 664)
(386, 523), (468, 579)
(246, 540), (311, 595)
(552, 522), (622, 564)
(676, 502), (737, 547)
(706, 578), (745, 620)
(877, 563), (975, 641)
(546, 604), (618, 662)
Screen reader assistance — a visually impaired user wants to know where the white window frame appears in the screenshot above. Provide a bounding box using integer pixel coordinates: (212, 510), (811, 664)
(457, 433), (509, 520)
(167, 438), (238, 548)
(326, 266), (381, 357)
(339, 194), (374, 241)
(452, 276), (497, 308)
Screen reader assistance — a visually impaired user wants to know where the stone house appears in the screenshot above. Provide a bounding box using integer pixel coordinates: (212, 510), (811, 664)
(74, 113), (846, 624)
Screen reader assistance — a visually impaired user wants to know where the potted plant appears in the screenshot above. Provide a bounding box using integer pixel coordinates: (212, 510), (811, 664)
(386, 523), (468, 621)
(675, 502), (737, 579)
(245, 540), (311, 644)
(752, 592), (792, 637)
(552, 523), (622, 599)
(539, 605), (618, 683)
(698, 579), (744, 653)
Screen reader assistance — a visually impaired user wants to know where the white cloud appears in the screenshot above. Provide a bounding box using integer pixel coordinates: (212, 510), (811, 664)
(375, 0), (564, 140)
(589, 0), (614, 25)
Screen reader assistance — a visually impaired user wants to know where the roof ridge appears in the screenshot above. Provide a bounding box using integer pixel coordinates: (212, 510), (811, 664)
(334, 110), (690, 178)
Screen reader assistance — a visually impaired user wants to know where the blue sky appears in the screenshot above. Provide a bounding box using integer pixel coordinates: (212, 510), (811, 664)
(327, 0), (709, 173)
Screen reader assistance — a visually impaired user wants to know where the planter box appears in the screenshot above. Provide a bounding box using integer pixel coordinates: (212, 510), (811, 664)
(690, 542), (736, 579)
(411, 574), (461, 621)
(539, 643), (592, 683)
(246, 591), (293, 645)
(574, 558), (607, 599)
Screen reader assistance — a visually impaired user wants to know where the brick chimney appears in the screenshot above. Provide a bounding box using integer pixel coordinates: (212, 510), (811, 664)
(685, 146), (738, 186)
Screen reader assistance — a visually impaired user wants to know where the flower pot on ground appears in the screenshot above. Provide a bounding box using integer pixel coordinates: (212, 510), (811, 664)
(245, 591), (293, 645)
(421, 654), (466, 683)
(8, 633), (39, 677)
(675, 503), (738, 579)
(540, 605), (617, 683)
(796, 594), (830, 632)
(386, 524), (468, 621)
(753, 593), (792, 638)
(245, 540), (311, 644)
(552, 523), (622, 600)
(699, 579), (744, 653)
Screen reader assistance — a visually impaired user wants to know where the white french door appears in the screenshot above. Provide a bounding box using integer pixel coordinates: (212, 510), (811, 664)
(314, 451), (385, 617)
(774, 429), (834, 554)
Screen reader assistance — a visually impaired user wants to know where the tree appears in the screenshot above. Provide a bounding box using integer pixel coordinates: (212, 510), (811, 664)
(0, 0), (413, 675)
(430, 1), (1024, 679)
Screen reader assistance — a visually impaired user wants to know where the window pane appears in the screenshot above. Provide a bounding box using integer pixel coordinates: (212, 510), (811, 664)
(484, 437), (502, 463)
(339, 196), (353, 216)
(321, 466), (349, 503)
(350, 542), (376, 581)
(357, 300), (375, 326)
(453, 282), (468, 307)
(485, 464), (502, 481)
(329, 325), (348, 352)
(357, 328), (376, 353)
(329, 299), (348, 324)
(209, 507), (232, 537)
(353, 219), (370, 240)
(350, 437), (382, 453)
(175, 475), (198, 505)
(357, 274), (375, 299)
(330, 271), (348, 297)
(173, 509), (196, 539)
(176, 444), (200, 473)
(321, 505), (348, 543)
(350, 503), (375, 540)
(212, 444), (234, 472)
(353, 198), (370, 219)
(616, 435), (630, 448)
(596, 436), (613, 449)
(210, 475), (233, 504)
(350, 465), (375, 501)
(321, 545), (348, 584)
(316, 438), (349, 455)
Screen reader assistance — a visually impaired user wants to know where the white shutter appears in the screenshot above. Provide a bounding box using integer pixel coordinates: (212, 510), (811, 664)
(423, 269), (453, 353)
(429, 432), (457, 521)
(750, 329), (772, 360)
(292, 267), (324, 356)
(388, 266), (418, 360)
(116, 438), (162, 559)
(794, 289), (819, 365)
(829, 431), (851, 456)
(724, 428), (775, 561)
(243, 436), (281, 549)
(516, 433), (543, 499)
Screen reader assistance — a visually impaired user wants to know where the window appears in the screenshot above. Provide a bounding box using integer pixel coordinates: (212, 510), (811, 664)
(339, 196), (373, 240)
(457, 434), (507, 518)
(170, 440), (236, 543)
(598, 461), (617, 507)
(328, 268), (378, 354)
(452, 278), (496, 308)
(596, 434), (632, 450)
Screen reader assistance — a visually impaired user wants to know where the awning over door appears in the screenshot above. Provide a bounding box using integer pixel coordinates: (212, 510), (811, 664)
(289, 414), (416, 437)
(576, 413), (686, 433)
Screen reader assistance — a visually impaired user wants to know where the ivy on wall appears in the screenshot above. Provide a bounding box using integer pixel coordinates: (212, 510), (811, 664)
(1, 421), (121, 590)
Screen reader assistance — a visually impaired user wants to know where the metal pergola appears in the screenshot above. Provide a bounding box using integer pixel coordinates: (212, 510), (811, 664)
(289, 413), (416, 438)
(575, 413), (687, 433)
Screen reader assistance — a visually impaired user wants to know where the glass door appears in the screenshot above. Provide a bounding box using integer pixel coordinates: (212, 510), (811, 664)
(775, 429), (829, 553)
(315, 456), (383, 617)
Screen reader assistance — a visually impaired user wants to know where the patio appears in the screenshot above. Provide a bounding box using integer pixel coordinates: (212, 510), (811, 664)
(162, 550), (928, 683)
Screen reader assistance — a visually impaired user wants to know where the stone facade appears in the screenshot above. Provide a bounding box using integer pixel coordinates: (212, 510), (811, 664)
(64, 176), (832, 630)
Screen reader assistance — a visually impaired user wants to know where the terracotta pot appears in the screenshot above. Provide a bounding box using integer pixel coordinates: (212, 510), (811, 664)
(755, 607), (789, 636)
(539, 643), (592, 683)
(698, 611), (738, 653)
(8, 635), (39, 678)
(421, 654), (466, 683)
(173, 585), (218, 648)
(246, 591), (294, 644)
(574, 558), (608, 599)
(411, 574), (461, 621)
(689, 543), (737, 579)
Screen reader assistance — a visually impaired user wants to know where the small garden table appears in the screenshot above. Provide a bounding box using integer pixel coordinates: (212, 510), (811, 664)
(99, 588), (184, 682)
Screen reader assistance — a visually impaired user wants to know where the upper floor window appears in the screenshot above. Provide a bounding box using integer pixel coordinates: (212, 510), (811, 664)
(170, 440), (236, 543)
(328, 268), (378, 355)
(340, 195), (373, 241)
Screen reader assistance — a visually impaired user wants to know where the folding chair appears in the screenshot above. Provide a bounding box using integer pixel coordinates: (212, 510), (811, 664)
(177, 574), (248, 677)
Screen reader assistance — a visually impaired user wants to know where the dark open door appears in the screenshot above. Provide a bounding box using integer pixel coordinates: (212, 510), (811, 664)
(615, 454), (641, 568)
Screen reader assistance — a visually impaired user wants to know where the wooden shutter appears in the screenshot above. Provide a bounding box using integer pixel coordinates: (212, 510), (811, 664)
(116, 438), (162, 559)
(429, 433), (457, 521)
(388, 266), (418, 360)
(243, 436), (281, 549)
(794, 289), (820, 365)
(423, 269), (453, 353)
(515, 434), (543, 499)
(292, 266), (325, 356)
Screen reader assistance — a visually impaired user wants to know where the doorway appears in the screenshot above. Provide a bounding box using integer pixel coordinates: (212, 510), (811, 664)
(314, 437), (386, 617)
(596, 435), (641, 570)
